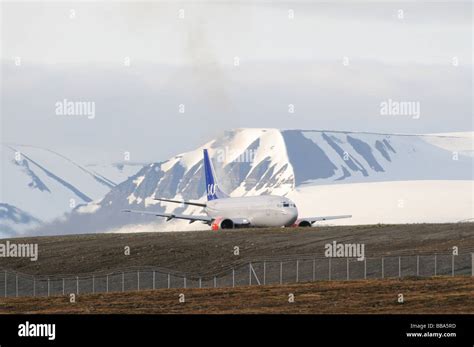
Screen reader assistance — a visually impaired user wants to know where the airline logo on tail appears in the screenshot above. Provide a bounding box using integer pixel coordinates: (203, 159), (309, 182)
(203, 149), (228, 201)
(207, 183), (216, 196)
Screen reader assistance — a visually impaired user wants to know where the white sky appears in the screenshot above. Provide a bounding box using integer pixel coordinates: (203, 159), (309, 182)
(1, 1), (472, 163)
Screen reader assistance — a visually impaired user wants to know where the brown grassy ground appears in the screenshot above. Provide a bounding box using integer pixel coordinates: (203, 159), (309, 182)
(1, 223), (473, 276)
(1, 277), (473, 314)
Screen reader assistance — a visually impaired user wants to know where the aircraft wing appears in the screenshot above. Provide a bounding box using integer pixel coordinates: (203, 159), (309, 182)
(301, 215), (352, 224)
(154, 198), (206, 207)
(122, 209), (212, 224)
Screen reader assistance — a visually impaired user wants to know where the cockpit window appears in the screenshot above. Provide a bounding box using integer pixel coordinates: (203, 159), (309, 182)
(278, 202), (295, 208)
(277, 201), (296, 208)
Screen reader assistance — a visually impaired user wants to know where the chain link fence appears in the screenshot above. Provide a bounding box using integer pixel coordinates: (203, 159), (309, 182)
(1, 253), (473, 298)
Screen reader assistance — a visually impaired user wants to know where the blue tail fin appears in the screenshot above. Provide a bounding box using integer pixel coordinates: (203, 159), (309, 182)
(203, 149), (228, 201)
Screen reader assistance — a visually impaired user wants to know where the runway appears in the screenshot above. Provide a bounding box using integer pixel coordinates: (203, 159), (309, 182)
(0, 223), (472, 276)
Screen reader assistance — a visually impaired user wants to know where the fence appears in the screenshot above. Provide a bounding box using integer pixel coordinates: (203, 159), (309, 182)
(1, 253), (473, 298)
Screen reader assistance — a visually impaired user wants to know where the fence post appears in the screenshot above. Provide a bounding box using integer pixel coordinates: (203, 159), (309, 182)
(137, 271), (140, 291)
(416, 256), (419, 276)
(106, 275), (109, 293)
(398, 256), (401, 278)
(313, 258), (316, 281)
(263, 261), (266, 285)
(62, 278), (64, 296)
(184, 276), (187, 289)
(296, 260), (299, 283)
(346, 258), (349, 281)
(76, 276), (79, 294)
(328, 258), (331, 281)
(47, 278), (49, 297)
(199, 277), (202, 289)
(167, 273), (170, 289)
(153, 271), (156, 290)
(214, 276), (217, 288)
(381, 257), (384, 279)
(92, 276), (95, 294)
(364, 258), (367, 279)
(4, 270), (6, 298)
(452, 254), (454, 277)
(434, 254), (437, 276)
(232, 268), (235, 288)
(472, 253), (474, 277)
(122, 272), (125, 292)
(279, 262), (283, 285)
(249, 263), (252, 286)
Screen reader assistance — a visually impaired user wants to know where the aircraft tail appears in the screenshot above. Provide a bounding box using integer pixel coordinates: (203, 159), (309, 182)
(203, 149), (229, 201)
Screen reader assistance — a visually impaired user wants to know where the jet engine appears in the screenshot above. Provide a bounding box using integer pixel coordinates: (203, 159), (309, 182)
(211, 217), (235, 230)
(292, 219), (312, 227)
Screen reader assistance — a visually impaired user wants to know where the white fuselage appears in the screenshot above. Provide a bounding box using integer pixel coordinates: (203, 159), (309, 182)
(205, 195), (298, 227)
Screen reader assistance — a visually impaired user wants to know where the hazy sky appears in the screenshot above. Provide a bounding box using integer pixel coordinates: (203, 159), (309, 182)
(1, 1), (472, 163)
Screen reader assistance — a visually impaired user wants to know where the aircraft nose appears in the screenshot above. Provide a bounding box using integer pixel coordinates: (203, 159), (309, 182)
(289, 206), (298, 224)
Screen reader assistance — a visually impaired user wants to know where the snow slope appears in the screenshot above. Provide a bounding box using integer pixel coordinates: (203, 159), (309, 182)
(0, 203), (42, 238)
(0, 144), (142, 236)
(288, 180), (473, 225)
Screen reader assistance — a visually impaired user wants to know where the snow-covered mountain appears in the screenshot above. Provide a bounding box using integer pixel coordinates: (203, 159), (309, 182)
(0, 144), (143, 237)
(0, 203), (41, 236)
(29, 128), (473, 236)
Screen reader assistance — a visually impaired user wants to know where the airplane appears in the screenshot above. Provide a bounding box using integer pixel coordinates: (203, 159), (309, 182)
(122, 149), (352, 230)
